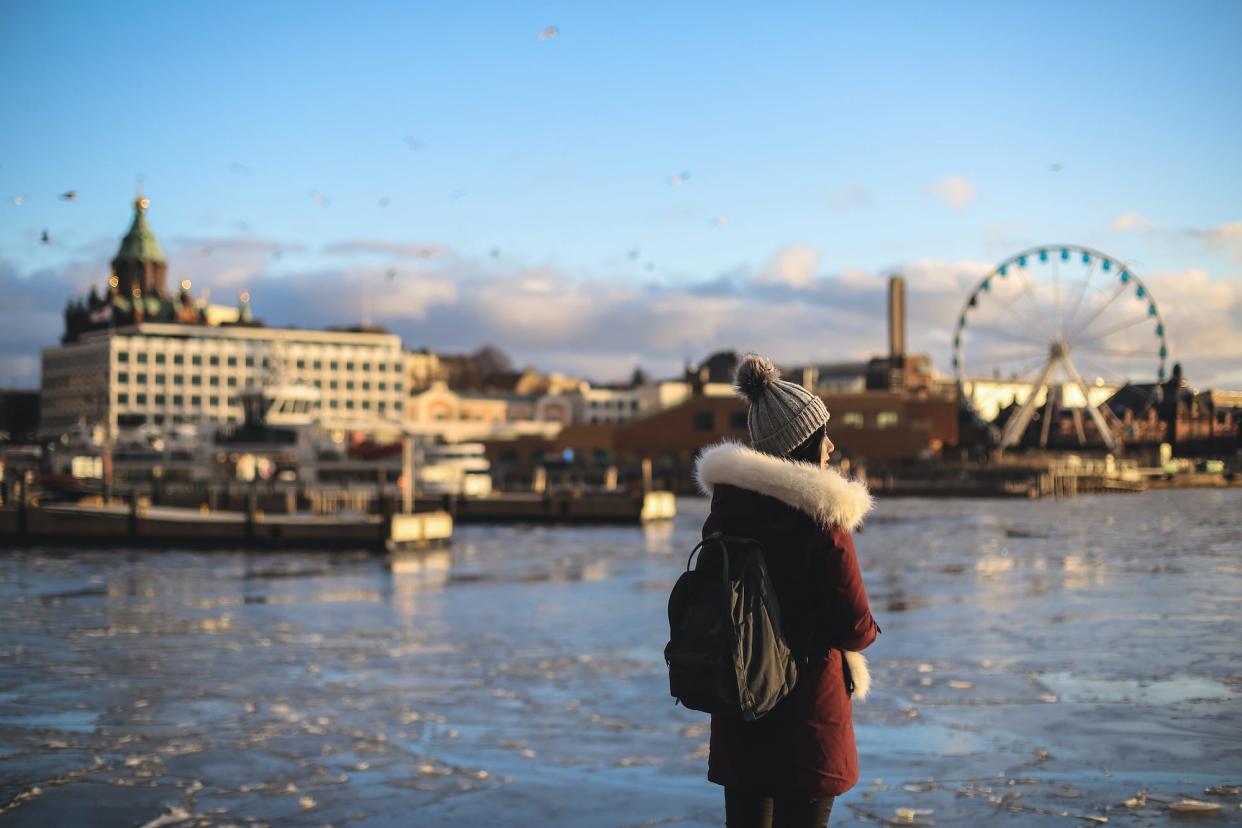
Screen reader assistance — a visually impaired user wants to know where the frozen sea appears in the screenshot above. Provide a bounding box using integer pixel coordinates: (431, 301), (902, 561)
(1, 490), (1240, 826)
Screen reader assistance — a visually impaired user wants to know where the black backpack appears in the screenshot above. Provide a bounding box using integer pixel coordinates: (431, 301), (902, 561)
(664, 532), (799, 721)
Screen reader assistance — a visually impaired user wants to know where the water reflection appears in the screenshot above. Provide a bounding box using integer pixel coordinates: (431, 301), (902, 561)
(0, 491), (1238, 826)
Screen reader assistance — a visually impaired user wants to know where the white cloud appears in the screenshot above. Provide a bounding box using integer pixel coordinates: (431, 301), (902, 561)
(925, 175), (977, 209)
(753, 244), (819, 288)
(830, 181), (873, 209)
(4, 240), (1241, 391)
(1193, 221), (1242, 262)
(1111, 211), (1154, 232)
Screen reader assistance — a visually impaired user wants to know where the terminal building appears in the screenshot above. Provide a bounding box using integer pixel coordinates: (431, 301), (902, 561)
(40, 198), (404, 437)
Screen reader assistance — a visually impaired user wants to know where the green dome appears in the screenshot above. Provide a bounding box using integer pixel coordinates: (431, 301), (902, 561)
(113, 197), (165, 264)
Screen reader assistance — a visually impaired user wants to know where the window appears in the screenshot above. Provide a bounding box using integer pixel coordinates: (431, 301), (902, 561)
(362, 362), (371, 371)
(346, 362), (355, 371)
(117, 392), (128, 404)
(377, 402), (386, 412)
(153, 414), (164, 425)
(155, 353), (166, 365)
(313, 360), (321, 370)
(154, 394), (166, 405)
(227, 377), (237, 387)
(329, 361), (339, 371)
(173, 375), (184, 386)
(378, 381), (387, 391)
(313, 379), (322, 388)
(209, 376), (220, 387)
(173, 354), (184, 365)
(345, 400), (355, 409)
(729, 412), (748, 430)
(173, 394), (183, 406)
(346, 380), (354, 390)
(693, 412), (715, 432)
(191, 395), (201, 407)
(245, 356), (255, 368)
(135, 393), (147, 405)
(136, 353), (148, 364)
(393, 401), (403, 411)
(118, 372), (129, 383)
(394, 381), (403, 393)
(362, 400), (371, 409)
(227, 356), (237, 367)
(155, 374), (166, 385)
(876, 411), (899, 429)
(136, 373), (147, 384)
(378, 362), (388, 372)
(329, 380), (338, 390)
(209, 396), (219, 407)
(329, 400), (339, 409)
(209, 356), (219, 366)
(362, 381), (370, 391)
(296, 359), (306, 369)
(191, 355), (202, 366)
(842, 412), (864, 428)
(191, 376), (202, 386)
(117, 352), (129, 363)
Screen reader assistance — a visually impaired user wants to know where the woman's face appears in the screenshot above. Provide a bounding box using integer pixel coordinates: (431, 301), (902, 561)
(820, 432), (835, 468)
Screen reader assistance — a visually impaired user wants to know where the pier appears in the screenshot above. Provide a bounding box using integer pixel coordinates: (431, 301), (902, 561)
(0, 500), (452, 552)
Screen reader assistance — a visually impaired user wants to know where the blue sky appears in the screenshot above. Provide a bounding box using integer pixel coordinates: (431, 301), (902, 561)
(2, 1), (1240, 387)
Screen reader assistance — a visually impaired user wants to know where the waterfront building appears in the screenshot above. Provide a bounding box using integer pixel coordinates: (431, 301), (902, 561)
(40, 198), (405, 438)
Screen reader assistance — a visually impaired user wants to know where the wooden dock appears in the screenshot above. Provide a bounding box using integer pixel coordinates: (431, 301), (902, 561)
(0, 502), (452, 552)
(439, 490), (676, 525)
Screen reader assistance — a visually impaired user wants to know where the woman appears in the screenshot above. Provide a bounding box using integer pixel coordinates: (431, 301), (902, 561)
(692, 353), (879, 828)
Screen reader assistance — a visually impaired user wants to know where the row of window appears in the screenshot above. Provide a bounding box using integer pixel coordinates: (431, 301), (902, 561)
(118, 352), (242, 367)
(118, 393), (228, 407)
(587, 398), (642, 411)
(293, 358), (400, 373)
(691, 410), (901, 432)
(115, 351), (400, 374)
(114, 372), (404, 394)
(115, 392), (404, 413)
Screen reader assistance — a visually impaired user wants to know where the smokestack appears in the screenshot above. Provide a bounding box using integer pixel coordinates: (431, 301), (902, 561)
(888, 275), (907, 390)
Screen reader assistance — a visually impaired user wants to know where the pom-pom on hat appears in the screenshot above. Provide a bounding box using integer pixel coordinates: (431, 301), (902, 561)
(734, 353), (830, 457)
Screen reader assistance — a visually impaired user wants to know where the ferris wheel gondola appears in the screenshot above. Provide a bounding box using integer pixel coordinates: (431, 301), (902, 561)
(952, 245), (1169, 452)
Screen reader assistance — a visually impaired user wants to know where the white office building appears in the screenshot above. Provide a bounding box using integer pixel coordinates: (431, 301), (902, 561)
(40, 323), (405, 437)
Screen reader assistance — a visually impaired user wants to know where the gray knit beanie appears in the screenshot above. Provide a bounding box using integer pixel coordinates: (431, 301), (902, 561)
(734, 353), (830, 457)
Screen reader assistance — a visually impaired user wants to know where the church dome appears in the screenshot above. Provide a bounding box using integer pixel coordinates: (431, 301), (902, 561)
(112, 197), (165, 265)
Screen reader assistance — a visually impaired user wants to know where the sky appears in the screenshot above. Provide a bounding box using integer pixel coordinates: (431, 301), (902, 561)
(1, 1), (1240, 388)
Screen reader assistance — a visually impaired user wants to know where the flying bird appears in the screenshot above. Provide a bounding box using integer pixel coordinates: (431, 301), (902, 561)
(538, 26), (558, 41)
(627, 247), (641, 261)
(385, 268), (397, 282)
(12, 195), (25, 207)
(60, 190), (78, 201)
(311, 191), (330, 206)
(490, 247), (501, 259)
(710, 214), (729, 227)
(668, 171), (692, 187)
(404, 136), (426, 151)
(1049, 163), (1064, 173)
(41, 229), (50, 244)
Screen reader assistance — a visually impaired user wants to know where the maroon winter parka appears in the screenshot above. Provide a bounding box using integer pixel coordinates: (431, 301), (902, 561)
(693, 442), (879, 799)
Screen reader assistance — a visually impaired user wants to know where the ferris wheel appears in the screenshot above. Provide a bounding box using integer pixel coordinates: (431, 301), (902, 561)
(952, 245), (1169, 452)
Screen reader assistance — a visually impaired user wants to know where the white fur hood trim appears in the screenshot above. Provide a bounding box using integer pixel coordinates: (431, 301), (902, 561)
(694, 442), (873, 532)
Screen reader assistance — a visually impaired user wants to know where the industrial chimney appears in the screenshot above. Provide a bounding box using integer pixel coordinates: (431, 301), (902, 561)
(888, 275), (907, 390)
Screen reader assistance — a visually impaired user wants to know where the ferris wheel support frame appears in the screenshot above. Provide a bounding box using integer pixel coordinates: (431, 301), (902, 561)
(996, 345), (1119, 453)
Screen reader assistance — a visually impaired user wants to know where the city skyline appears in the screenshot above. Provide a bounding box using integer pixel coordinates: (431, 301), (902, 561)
(2, 2), (1240, 388)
